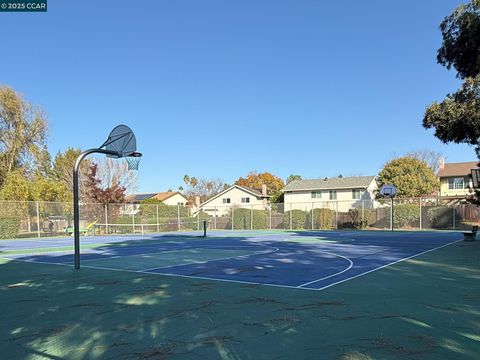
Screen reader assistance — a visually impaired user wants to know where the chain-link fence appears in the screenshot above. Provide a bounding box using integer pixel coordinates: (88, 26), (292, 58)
(0, 198), (478, 239)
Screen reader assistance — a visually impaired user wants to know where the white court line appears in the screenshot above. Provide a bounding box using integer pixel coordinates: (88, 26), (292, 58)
(80, 244), (277, 265)
(81, 264), (303, 291)
(309, 238), (463, 291)
(141, 244), (279, 272)
(0, 256), (71, 268)
(281, 236), (356, 244)
(297, 251), (354, 288)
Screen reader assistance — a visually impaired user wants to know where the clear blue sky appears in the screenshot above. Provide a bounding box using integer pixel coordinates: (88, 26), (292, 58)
(1, 0), (474, 193)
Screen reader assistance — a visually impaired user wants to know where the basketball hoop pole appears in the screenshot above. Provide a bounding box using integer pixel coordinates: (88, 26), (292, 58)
(390, 197), (394, 232)
(73, 148), (120, 270)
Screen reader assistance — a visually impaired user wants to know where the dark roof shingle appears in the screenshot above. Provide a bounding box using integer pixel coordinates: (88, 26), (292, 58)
(283, 176), (376, 192)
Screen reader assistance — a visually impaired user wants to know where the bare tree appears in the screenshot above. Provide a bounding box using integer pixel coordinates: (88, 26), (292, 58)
(94, 157), (138, 195)
(406, 150), (445, 174)
(183, 175), (226, 202)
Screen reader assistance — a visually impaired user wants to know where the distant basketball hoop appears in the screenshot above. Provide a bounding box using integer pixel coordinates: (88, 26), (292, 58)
(72, 125), (142, 269)
(379, 184), (397, 198)
(379, 184), (397, 232)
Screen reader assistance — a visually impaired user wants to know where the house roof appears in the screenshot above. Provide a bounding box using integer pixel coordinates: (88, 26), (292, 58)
(126, 193), (158, 202)
(438, 161), (479, 178)
(153, 192), (185, 202)
(126, 192), (185, 203)
(282, 176), (376, 192)
(199, 185), (269, 208)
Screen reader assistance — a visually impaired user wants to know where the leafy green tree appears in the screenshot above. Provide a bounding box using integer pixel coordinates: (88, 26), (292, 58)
(437, 0), (480, 79)
(0, 170), (32, 201)
(423, 1), (480, 152)
(378, 157), (439, 198)
(286, 174), (302, 184)
(32, 178), (69, 202)
(423, 75), (480, 152)
(0, 86), (48, 187)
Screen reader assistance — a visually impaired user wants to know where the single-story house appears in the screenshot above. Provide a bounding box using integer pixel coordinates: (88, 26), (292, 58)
(438, 161), (479, 199)
(126, 192), (188, 206)
(282, 176), (378, 212)
(122, 192), (189, 215)
(196, 184), (270, 217)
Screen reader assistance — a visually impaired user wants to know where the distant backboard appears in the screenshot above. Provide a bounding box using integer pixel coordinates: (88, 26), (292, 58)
(102, 125), (137, 158)
(380, 184), (397, 197)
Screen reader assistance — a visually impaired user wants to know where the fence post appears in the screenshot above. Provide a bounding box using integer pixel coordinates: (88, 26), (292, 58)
(132, 211), (135, 233)
(311, 202), (314, 230)
(362, 200), (365, 227)
(214, 207), (217, 230)
(177, 205), (181, 231)
(453, 207), (456, 230)
(269, 206), (272, 230)
(231, 207), (234, 230)
(105, 204), (109, 234)
(290, 203), (292, 230)
(335, 201), (338, 229)
(250, 205), (253, 230)
(156, 204), (159, 233)
(36, 201), (41, 238)
(419, 197), (422, 231)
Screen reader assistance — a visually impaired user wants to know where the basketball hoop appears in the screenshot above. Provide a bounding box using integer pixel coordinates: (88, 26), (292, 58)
(125, 151), (142, 171)
(73, 124), (141, 270)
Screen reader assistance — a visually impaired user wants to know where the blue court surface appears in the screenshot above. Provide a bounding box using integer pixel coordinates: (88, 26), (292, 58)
(0, 230), (462, 291)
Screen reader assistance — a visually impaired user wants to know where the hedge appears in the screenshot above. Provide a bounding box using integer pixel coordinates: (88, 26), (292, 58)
(283, 210), (307, 229)
(0, 216), (21, 239)
(345, 208), (375, 229)
(307, 208), (335, 230)
(230, 208), (268, 230)
(427, 206), (459, 228)
(386, 203), (420, 228)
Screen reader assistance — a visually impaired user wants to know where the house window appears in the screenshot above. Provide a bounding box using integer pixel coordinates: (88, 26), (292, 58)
(177, 202), (184, 206)
(448, 178), (465, 190)
(241, 197), (250, 203)
(311, 191), (322, 199)
(223, 198), (231, 204)
(329, 190), (337, 200)
(352, 190), (363, 200)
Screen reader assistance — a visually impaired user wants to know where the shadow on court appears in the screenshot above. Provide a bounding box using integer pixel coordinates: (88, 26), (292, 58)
(1, 235), (480, 359)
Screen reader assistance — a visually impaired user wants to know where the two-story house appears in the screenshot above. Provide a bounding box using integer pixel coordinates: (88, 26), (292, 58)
(282, 176), (377, 212)
(438, 161), (479, 199)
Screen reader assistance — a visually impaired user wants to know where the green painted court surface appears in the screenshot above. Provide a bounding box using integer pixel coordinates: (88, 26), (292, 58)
(1, 237), (480, 359)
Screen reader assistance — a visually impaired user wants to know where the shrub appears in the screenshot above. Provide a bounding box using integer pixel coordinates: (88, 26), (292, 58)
(386, 203), (420, 228)
(283, 210), (307, 229)
(0, 216), (21, 239)
(427, 206), (459, 228)
(231, 208), (268, 230)
(308, 208), (335, 229)
(347, 208), (376, 228)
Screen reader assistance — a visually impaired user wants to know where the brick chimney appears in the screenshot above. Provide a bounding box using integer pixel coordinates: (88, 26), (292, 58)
(438, 156), (445, 170)
(195, 196), (201, 207)
(261, 184), (267, 196)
